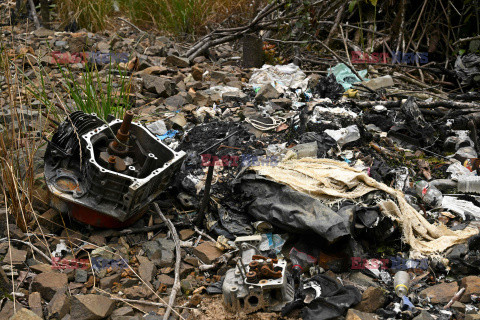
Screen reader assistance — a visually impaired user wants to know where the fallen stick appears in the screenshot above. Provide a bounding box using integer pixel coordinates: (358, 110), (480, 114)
(154, 204), (181, 320)
(444, 287), (465, 309)
(352, 100), (480, 110)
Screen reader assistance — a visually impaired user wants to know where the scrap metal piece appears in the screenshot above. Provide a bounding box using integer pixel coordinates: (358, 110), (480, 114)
(44, 111), (186, 228)
(222, 237), (294, 314)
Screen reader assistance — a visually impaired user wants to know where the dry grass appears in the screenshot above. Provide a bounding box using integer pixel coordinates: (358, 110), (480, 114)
(57, 0), (263, 35)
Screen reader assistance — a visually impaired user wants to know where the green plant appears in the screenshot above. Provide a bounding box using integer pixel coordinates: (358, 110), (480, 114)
(57, 62), (132, 121)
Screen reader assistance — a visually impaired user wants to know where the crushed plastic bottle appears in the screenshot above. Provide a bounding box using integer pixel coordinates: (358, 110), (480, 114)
(393, 271), (411, 297)
(458, 176), (480, 194)
(414, 180), (443, 208)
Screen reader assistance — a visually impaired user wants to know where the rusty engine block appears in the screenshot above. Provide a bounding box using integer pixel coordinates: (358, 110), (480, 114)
(44, 111), (185, 228)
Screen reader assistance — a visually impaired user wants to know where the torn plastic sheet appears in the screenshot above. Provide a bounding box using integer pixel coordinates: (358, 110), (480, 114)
(324, 125), (361, 147)
(446, 161), (476, 181)
(454, 53), (480, 86)
(249, 63), (309, 93)
(282, 274), (361, 320)
(442, 196), (480, 220)
(311, 105), (358, 121)
(239, 174), (351, 243)
(249, 158), (478, 257)
(327, 63), (367, 90)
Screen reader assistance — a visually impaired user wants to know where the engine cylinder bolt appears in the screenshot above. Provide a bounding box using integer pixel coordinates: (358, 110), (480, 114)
(109, 110), (134, 155)
(108, 156), (116, 170)
(246, 271), (257, 283)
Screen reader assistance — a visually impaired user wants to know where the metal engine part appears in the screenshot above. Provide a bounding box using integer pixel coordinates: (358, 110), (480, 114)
(222, 236), (294, 314)
(44, 111), (185, 228)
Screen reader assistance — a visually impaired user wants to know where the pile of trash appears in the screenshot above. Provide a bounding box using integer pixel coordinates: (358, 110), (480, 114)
(3, 13), (480, 320)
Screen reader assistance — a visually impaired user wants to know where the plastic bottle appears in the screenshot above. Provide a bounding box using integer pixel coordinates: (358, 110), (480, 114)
(414, 180), (443, 208)
(393, 271), (410, 297)
(458, 176), (480, 194)
(289, 247), (317, 278)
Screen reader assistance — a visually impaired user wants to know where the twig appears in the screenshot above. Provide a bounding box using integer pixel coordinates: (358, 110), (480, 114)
(154, 204), (181, 320)
(193, 226), (216, 243)
(0, 238), (52, 263)
(453, 35), (480, 46)
(326, 3), (346, 46)
(444, 287), (465, 309)
(116, 17), (145, 34)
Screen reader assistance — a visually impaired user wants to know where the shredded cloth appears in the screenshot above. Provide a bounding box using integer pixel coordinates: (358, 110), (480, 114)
(250, 158), (478, 257)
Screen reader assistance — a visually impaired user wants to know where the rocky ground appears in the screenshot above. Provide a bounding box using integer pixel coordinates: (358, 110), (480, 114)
(2, 2), (480, 320)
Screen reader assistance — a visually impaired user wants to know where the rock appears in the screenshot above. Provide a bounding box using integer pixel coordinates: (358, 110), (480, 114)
(193, 56), (206, 64)
(466, 315), (480, 320)
(88, 235), (106, 246)
(142, 75), (176, 98)
(210, 71), (229, 83)
(138, 256), (156, 283)
(192, 241), (223, 264)
(361, 75), (394, 90)
(271, 98), (292, 109)
(179, 229), (195, 241)
(124, 285), (154, 299)
(164, 95), (187, 108)
(222, 91), (248, 103)
(413, 310), (434, 320)
(170, 113), (187, 128)
(30, 263), (54, 274)
(74, 269), (88, 283)
(348, 272), (379, 288)
(346, 309), (377, 320)
(31, 272), (68, 300)
(48, 291), (70, 319)
(419, 281), (459, 304)
(145, 45), (166, 56)
(71, 294), (115, 320)
(38, 208), (63, 233)
(100, 273), (121, 289)
(451, 301), (465, 313)
(135, 66), (168, 76)
(0, 267), (12, 293)
(142, 240), (162, 261)
(0, 300), (14, 319)
(354, 287), (386, 313)
(4, 247), (27, 265)
(111, 306), (134, 317)
(157, 274), (175, 286)
(166, 55), (190, 68)
(28, 292), (43, 318)
(33, 28), (55, 37)
(191, 66), (204, 81)
(9, 308), (43, 320)
(156, 238), (175, 267)
(460, 276), (480, 303)
(255, 83), (280, 101)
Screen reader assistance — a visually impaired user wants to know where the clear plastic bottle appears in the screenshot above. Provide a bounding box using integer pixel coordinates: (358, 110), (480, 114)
(393, 271), (410, 297)
(414, 180), (443, 208)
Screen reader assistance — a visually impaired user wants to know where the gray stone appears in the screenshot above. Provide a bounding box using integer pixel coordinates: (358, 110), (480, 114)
(28, 292), (43, 318)
(31, 272), (68, 301)
(137, 256), (156, 283)
(210, 71), (229, 83)
(348, 272), (379, 288)
(75, 269), (88, 283)
(111, 306), (135, 317)
(166, 55), (190, 68)
(70, 294), (115, 320)
(48, 291), (70, 319)
(33, 28), (55, 37)
(413, 310), (434, 320)
(145, 45), (167, 56)
(142, 75), (176, 98)
(222, 91), (248, 103)
(255, 83), (280, 101)
(8, 308), (42, 320)
(100, 273), (121, 289)
(164, 95), (187, 108)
